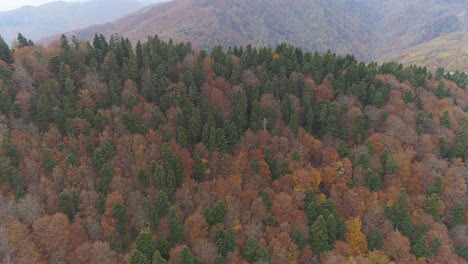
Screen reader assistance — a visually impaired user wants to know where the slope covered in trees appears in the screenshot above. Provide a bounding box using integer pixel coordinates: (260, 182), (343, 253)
(42, 0), (468, 71)
(0, 34), (467, 263)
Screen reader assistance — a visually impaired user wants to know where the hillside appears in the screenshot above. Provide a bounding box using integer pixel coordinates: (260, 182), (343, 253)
(42, 0), (468, 65)
(385, 32), (468, 72)
(0, 0), (147, 44)
(0, 35), (467, 263)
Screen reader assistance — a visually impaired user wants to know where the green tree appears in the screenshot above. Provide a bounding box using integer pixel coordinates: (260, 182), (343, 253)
(451, 203), (465, 227)
(152, 251), (167, 264)
(130, 249), (150, 264)
(169, 208), (184, 244)
(113, 203), (128, 236)
(0, 35), (12, 63)
(368, 228), (383, 250)
(261, 191), (272, 211)
(290, 228), (304, 250)
(58, 192), (72, 219)
(192, 152), (205, 182)
(96, 193), (105, 215)
(180, 246), (196, 264)
(304, 190), (319, 223)
(242, 237), (269, 263)
(310, 215), (330, 254)
(440, 111), (450, 129)
(138, 168), (148, 186)
(364, 169), (382, 192)
(204, 200), (227, 228)
(427, 237), (441, 258)
(136, 232), (155, 260)
(326, 214), (337, 245)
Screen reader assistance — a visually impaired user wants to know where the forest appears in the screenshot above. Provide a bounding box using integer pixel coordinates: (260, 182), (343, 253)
(0, 33), (467, 264)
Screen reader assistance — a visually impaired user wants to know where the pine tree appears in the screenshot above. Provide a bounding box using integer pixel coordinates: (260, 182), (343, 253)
(242, 237), (269, 263)
(451, 203), (465, 226)
(0, 35), (12, 64)
(152, 251), (166, 264)
(427, 237), (441, 258)
(136, 232), (155, 260)
(310, 215), (330, 254)
(58, 192), (72, 219)
(168, 208), (184, 244)
(130, 249), (151, 264)
(180, 246), (196, 264)
(290, 228), (304, 250)
(326, 214), (337, 245)
(304, 190), (319, 223)
(113, 203), (128, 236)
(192, 152), (205, 182)
(368, 228), (383, 250)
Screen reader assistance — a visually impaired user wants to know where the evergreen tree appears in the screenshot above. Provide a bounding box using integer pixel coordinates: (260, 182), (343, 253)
(310, 215), (330, 254)
(192, 152), (205, 182)
(204, 200), (227, 228)
(0, 35), (12, 64)
(138, 168), (148, 186)
(364, 169), (382, 192)
(451, 203), (465, 227)
(58, 192), (72, 219)
(179, 246), (196, 264)
(136, 232), (155, 260)
(427, 237), (441, 258)
(168, 208), (184, 244)
(113, 203), (128, 236)
(152, 251), (167, 264)
(326, 214), (337, 246)
(96, 193), (105, 215)
(130, 249), (151, 264)
(304, 190), (319, 223)
(290, 228), (305, 250)
(242, 237), (269, 263)
(368, 228), (383, 250)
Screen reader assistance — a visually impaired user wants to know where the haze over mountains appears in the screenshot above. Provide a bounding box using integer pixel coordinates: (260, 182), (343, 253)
(0, 0), (167, 44)
(41, 0), (468, 71)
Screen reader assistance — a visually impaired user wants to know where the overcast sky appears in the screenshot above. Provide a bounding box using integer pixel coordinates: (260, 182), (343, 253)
(0, 0), (87, 11)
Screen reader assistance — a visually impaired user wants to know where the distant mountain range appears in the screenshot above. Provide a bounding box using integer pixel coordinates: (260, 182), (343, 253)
(0, 0), (167, 44)
(384, 32), (468, 72)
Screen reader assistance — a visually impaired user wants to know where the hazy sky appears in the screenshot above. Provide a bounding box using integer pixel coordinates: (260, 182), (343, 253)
(0, 0), (87, 11)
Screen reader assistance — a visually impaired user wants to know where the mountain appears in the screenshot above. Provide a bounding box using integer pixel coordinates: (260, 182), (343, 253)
(0, 0), (147, 44)
(42, 0), (468, 65)
(384, 32), (468, 72)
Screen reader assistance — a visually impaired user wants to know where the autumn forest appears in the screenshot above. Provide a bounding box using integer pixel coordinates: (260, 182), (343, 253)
(0, 34), (467, 264)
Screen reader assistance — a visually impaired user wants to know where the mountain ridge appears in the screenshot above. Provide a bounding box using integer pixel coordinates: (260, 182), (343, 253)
(40, 0), (468, 70)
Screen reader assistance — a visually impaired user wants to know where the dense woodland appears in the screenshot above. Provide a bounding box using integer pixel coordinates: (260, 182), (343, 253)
(0, 33), (467, 264)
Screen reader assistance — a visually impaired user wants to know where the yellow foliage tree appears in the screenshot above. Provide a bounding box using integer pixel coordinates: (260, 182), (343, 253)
(345, 217), (368, 255)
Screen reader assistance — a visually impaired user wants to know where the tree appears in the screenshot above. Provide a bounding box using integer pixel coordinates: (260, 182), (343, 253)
(152, 251), (167, 264)
(180, 246), (196, 264)
(385, 189), (414, 237)
(451, 203), (465, 227)
(310, 215), (330, 254)
(57, 192), (72, 219)
(192, 152), (205, 182)
(0, 35), (12, 63)
(203, 200), (227, 228)
(169, 208), (184, 245)
(427, 237), (441, 258)
(243, 237), (269, 263)
(136, 232), (156, 260)
(364, 169), (382, 192)
(113, 203), (128, 236)
(368, 228), (383, 250)
(131, 249), (151, 264)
